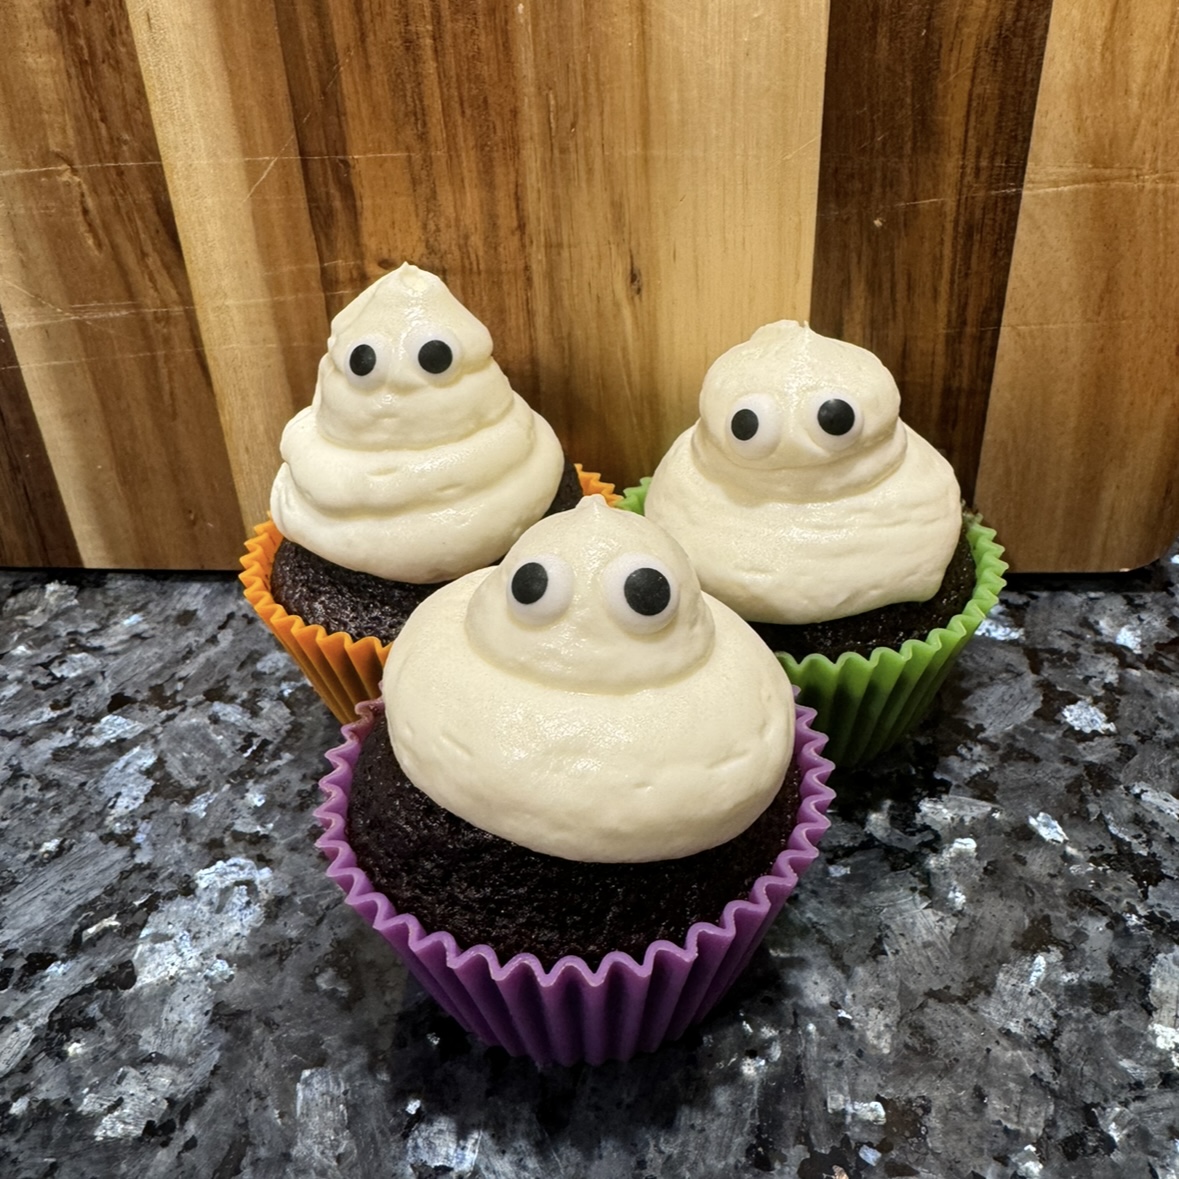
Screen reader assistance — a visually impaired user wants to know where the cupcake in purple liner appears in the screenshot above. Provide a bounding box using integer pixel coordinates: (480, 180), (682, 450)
(314, 496), (835, 1066)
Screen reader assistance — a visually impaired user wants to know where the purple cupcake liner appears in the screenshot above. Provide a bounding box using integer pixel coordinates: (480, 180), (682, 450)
(314, 696), (835, 1067)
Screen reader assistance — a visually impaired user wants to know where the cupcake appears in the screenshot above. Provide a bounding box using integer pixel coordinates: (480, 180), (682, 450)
(314, 496), (835, 1065)
(240, 262), (614, 721)
(633, 321), (1006, 764)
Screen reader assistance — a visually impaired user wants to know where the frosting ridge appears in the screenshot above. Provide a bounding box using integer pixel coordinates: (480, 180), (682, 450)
(382, 496), (796, 863)
(645, 321), (962, 624)
(270, 263), (565, 582)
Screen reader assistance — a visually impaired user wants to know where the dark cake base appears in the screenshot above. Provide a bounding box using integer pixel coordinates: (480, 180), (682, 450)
(270, 458), (586, 642)
(750, 524), (977, 661)
(271, 543), (442, 642)
(346, 728), (803, 969)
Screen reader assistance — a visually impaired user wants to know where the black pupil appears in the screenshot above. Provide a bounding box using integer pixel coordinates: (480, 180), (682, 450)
(511, 562), (548, 605)
(817, 398), (856, 436)
(418, 339), (453, 374)
(624, 567), (671, 617)
(349, 343), (377, 377)
(730, 408), (759, 441)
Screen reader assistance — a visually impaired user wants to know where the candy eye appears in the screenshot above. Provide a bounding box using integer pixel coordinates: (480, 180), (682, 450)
(340, 335), (389, 390)
(350, 344), (376, 376)
(602, 554), (679, 634)
(405, 326), (464, 383)
(818, 398), (855, 436)
(506, 554), (574, 625)
(809, 392), (863, 450)
(418, 339), (453, 374)
(725, 393), (782, 460)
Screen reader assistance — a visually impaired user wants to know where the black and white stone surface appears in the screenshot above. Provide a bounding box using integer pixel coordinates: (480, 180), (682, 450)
(2, 546), (1178, 1178)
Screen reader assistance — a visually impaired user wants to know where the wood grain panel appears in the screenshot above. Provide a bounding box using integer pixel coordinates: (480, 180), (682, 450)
(976, 0), (1179, 572)
(127, 0), (329, 534)
(511, 0), (829, 486)
(272, 0), (533, 327)
(0, 306), (80, 567)
(274, 0), (829, 488)
(811, 0), (1054, 501)
(0, 0), (243, 568)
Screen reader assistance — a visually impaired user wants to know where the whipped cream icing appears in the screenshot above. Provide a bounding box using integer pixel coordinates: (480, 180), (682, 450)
(381, 496), (796, 863)
(270, 263), (565, 583)
(644, 321), (962, 625)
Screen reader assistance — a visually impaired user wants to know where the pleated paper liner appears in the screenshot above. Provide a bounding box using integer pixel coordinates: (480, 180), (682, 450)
(240, 465), (619, 723)
(618, 478), (1007, 765)
(314, 695), (835, 1067)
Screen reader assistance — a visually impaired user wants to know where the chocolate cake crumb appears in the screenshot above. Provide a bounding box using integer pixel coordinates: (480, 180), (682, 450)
(546, 458), (586, 516)
(750, 524), (977, 661)
(270, 458), (586, 642)
(346, 728), (804, 970)
(270, 542), (441, 642)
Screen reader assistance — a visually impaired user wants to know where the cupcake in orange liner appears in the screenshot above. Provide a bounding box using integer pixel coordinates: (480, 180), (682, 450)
(629, 321), (1007, 765)
(238, 262), (616, 722)
(313, 496), (835, 1065)
(240, 466), (615, 724)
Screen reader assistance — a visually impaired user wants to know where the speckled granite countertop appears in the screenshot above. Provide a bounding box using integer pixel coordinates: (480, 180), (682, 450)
(2, 544), (1178, 1179)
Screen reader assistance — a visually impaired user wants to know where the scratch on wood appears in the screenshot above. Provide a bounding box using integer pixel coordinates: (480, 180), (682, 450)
(0, 336), (314, 374)
(1, 277), (97, 331)
(0, 161), (166, 179)
(242, 44), (360, 205)
(781, 134), (820, 162)
(4, 288), (326, 332)
(1025, 177), (1179, 195)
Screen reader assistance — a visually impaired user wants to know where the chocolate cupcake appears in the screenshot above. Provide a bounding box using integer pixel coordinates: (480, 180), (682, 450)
(314, 496), (835, 1064)
(240, 262), (613, 720)
(634, 321), (1006, 764)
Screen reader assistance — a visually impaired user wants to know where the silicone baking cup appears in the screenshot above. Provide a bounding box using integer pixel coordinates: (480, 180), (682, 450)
(315, 697), (834, 1067)
(618, 479), (1007, 766)
(240, 466), (618, 723)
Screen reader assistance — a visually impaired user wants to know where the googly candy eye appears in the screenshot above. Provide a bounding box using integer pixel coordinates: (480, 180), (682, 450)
(404, 325), (464, 383)
(602, 553), (679, 634)
(340, 335), (390, 390)
(506, 554), (575, 625)
(725, 393), (782, 460)
(808, 391), (863, 450)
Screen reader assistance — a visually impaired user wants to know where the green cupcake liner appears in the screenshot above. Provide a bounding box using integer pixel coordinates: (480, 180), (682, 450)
(618, 477), (1007, 766)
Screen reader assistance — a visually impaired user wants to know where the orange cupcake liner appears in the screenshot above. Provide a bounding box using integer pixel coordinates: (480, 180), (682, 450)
(575, 466), (620, 508)
(239, 465), (618, 723)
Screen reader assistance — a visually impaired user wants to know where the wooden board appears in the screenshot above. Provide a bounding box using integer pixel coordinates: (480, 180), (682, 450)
(509, 0), (830, 487)
(127, 0), (329, 533)
(0, 0), (243, 569)
(975, 0), (1179, 572)
(0, 306), (80, 567)
(0, 0), (1175, 571)
(810, 0), (1054, 501)
(274, 0), (830, 489)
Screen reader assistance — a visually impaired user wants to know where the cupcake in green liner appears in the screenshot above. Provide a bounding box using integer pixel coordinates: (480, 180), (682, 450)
(622, 321), (1007, 765)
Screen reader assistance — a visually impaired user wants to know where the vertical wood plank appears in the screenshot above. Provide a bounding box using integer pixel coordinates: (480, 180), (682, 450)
(274, 0), (829, 488)
(0, 307), (81, 567)
(272, 0), (536, 378)
(126, 0), (330, 534)
(975, 1), (1179, 572)
(0, 0), (243, 568)
(810, 0), (1054, 500)
(273, 0), (525, 299)
(511, 0), (829, 485)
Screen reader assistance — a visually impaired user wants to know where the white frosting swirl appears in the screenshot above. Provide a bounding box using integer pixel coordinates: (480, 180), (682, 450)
(381, 497), (796, 863)
(644, 321), (962, 625)
(270, 263), (565, 583)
